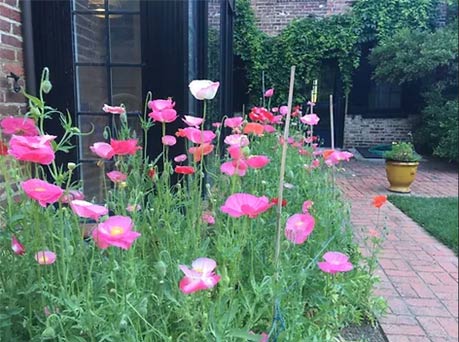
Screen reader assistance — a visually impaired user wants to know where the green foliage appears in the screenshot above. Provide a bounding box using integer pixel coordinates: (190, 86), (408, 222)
(234, 0), (266, 97)
(351, 0), (440, 43)
(233, 0), (442, 105)
(264, 15), (360, 104)
(388, 196), (458, 254)
(369, 23), (458, 161)
(383, 141), (421, 162)
(0, 78), (385, 341)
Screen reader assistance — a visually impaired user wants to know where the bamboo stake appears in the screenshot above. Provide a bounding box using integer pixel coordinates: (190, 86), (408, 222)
(330, 94), (336, 193)
(274, 66), (296, 278)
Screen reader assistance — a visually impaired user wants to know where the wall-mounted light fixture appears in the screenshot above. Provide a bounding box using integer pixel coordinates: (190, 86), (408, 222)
(6, 72), (21, 93)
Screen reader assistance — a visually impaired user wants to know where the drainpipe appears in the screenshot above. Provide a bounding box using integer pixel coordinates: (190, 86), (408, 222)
(21, 0), (37, 96)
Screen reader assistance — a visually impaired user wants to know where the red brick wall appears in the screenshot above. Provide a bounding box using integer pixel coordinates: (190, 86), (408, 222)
(251, 0), (354, 36)
(0, 0), (26, 117)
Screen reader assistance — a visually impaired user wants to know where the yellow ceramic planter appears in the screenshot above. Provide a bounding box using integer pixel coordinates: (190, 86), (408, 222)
(385, 161), (419, 193)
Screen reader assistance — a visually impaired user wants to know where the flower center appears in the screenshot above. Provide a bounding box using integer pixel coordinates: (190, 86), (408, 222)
(110, 226), (124, 236)
(38, 256), (48, 263)
(34, 187), (46, 192)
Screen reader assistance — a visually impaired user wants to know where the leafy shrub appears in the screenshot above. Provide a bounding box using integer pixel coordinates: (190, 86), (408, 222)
(383, 142), (421, 162)
(370, 23), (458, 161)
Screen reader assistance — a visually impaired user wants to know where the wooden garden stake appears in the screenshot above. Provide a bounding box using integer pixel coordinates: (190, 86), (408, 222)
(274, 66), (296, 279)
(330, 94), (336, 191)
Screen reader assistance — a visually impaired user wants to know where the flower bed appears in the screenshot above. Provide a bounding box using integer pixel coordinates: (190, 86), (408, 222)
(0, 72), (385, 341)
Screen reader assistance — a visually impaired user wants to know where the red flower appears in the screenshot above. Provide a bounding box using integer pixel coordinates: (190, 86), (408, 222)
(0, 140), (7, 156)
(372, 195), (387, 208)
(270, 197), (287, 207)
(110, 139), (141, 156)
(175, 165), (195, 175)
(148, 168), (156, 179)
(243, 122), (265, 136)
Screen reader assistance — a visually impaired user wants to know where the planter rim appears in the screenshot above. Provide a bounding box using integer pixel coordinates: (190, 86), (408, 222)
(385, 160), (420, 166)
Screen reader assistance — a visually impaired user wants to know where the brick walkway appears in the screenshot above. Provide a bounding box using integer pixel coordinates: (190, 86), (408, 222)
(336, 157), (458, 342)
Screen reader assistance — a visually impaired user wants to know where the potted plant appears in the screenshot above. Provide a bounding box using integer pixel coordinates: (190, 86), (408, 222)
(383, 141), (421, 193)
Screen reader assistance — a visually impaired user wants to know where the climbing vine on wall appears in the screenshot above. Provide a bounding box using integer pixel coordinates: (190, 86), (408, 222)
(234, 0), (444, 104)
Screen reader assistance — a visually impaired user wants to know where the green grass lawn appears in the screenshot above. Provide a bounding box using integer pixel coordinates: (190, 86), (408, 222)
(388, 196), (458, 254)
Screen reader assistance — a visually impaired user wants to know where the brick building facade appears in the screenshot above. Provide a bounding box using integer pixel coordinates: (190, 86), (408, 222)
(0, 0), (25, 117)
(0, 0), (422, 149)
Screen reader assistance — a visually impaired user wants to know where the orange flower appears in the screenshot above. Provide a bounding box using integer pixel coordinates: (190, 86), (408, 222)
(243, 122), (264, 136)
(372, 195), (387, 208)
(322, 149), (334, 159)
(189, 143), (214, 162)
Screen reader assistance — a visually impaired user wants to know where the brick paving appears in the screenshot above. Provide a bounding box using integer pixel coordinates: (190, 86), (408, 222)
(336, 157), (458, 342)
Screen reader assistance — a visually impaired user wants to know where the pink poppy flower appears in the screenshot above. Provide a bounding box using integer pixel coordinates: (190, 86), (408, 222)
(279, 106), (289, 116)
(318, 251), (353, 274)
(263, 124), (276, 133)
(249, 332), (269, 342)
(35, 251), (56, 265)
(220, 160), (248, 177)
(224, 117), (244, 129)
(324, 150), (353, 166)
(272, 107), (279, 112)
(189, 80), (220, 100)
(298, 148), (310, 156)
(162, 135), (177, 146)
(300, 114), (320, 126)
(284, 213), (315, 244)
(212, 122), (222, 128)
(8, 134), (56, 165)
(176, 127), (216, 144)
(304, 159), (320, 170)
(21, 179), (63, 207)
(246, 155), (270, 169)
(179, 257), (221, 294)
(220, 193), (272, 218)
(90, 142), (115, 159)
(264, 88), (274, 98)
(11, 236), (25, 255)
(182, 115), (203, 127)
(70, 200), (108, 221)
(1, 116), (39, 136)
(60, 190), (85, 203)
(224, 134), (250, 147)
(102, 104), (125, 115)
(92, 215), (141, 250)
(302, 200), (314, 213)
(107, 171), (127, 183)
(174, 154), (188, 162)
(227, 145), (244, 159)
(110, 139), (141, 156)
(148, 99), (177, 123)
(202, 212), (215, 225)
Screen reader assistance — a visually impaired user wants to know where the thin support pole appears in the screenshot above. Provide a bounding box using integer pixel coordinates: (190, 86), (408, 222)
(274, 66), (296, 278)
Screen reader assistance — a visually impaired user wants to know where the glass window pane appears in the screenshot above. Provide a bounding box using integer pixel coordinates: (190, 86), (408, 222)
(74, 0), (105, 11)
(77, 66), (108, 112)
(110, 14), (140, 63)
(74, 14), (107, 63)
(109, 0), (139, 11)
(80, 162), (107, 203)
(78, 115), (111, 160)
(207, 3), (221, 122)
(111, 67), (142, 112)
